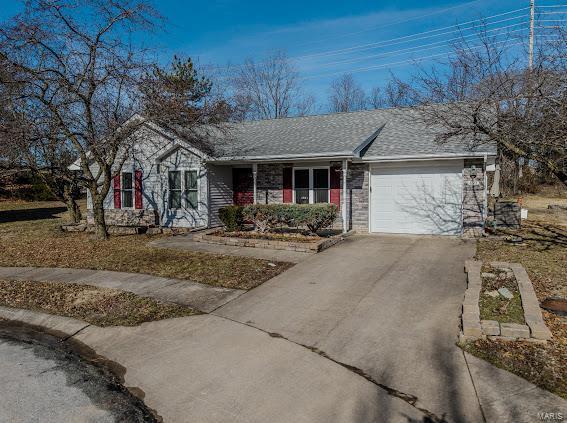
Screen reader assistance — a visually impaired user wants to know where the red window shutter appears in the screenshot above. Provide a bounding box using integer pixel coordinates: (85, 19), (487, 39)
(134, 170), (143, 209)
(282, 167), (293, 203)
(113, 174), (121, 209)
(330, 166), (341, 209)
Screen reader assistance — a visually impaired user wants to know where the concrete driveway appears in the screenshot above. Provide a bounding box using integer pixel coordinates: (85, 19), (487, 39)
(217, 235), (565, 422)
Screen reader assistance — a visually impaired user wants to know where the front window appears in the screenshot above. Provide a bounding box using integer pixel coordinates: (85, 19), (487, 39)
(185, 170), (198, 209)
(122, 172), (133, 208)
(168, 171), (182, 209)
(294, 169), (310, 204)
(294, 168), (329, 204)
(168, 170), (199, 210)
(313, 168), (329, 203)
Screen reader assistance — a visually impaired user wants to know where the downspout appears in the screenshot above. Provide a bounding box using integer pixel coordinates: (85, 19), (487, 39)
(252, 163), (258, 204)
(342, 159), (348, 233)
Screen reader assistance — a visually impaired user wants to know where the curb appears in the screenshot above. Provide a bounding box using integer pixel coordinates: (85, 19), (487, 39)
(0, 305), (92, 339)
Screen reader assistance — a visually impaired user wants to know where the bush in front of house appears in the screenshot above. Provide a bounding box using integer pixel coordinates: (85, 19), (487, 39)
(242, 203), (338, 234)
(298, 204), (339, 234)
(241, 204), (281, 233)
(218, 205), (244, 231)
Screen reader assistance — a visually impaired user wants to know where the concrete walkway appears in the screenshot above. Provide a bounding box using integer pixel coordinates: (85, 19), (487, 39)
(217, 235), (567, 423)
(150, 235), (313, 263)
(0, 267), (243, 313)
(0, 306), (426, 423)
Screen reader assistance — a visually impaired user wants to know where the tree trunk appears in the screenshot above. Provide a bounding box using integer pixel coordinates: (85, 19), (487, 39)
(92, 199), (109, 240)
(63, 186), (82, 223)
(556, 170), (567, 187)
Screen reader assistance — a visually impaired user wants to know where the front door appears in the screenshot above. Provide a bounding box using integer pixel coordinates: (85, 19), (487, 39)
(233, 168), (254, 206)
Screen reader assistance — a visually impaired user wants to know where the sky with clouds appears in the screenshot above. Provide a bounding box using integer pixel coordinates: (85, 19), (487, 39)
(1, 0), (561, 110)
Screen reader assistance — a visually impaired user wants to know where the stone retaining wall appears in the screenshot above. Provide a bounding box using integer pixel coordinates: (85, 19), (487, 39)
(86, 209), (158, 227)
(193, 229), (347, 253)
(461, 260), (552, 342)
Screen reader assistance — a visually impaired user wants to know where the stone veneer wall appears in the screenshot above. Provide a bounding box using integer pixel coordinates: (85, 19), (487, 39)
(347, 163), (369, 232)
(256, 163), (284, 204)
(87, 209), (157, 226)
(462, 159), (486, 237)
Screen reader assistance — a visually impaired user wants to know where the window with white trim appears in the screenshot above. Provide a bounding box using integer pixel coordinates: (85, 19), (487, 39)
(121, 172), (133, 208)
(168, 171), (182, 209)
(185, 170), (198, 209)
(293, 167), (330, 204)
(168, 169), (199, 210)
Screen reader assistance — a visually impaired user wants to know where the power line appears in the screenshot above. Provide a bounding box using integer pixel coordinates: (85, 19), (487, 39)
(293, 8), (530, 61)
(297, 0), (486, 48)
(212, 7), (531, 72)
(314, 25), (529, 69)
(302, 39), (525, 80)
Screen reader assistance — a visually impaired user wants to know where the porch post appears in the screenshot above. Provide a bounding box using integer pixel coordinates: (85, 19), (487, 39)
(252, 163), (258, 204)
(342, 159), (348, 233)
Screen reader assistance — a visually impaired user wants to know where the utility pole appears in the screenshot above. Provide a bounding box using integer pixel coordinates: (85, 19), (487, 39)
(529, 0), (535, 70)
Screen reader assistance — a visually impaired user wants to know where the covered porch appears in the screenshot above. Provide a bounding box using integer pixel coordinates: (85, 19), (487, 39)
(207, 160), (365, 233)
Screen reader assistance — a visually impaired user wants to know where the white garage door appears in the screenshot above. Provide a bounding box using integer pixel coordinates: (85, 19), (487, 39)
(370, 160), (464, 235)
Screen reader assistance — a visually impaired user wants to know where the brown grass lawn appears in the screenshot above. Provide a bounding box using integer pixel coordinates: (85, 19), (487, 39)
(471, 219), (567, 398)
(522, 189), (567, 226)
(0, 200), (292, 290)
(0, 280), (197, 327)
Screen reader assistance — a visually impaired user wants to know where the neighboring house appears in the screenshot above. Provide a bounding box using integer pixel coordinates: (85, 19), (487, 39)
(85, 107), (496, 236)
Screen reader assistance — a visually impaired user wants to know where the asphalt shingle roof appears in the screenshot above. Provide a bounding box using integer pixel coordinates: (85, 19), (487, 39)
(212, 107), (496, 160)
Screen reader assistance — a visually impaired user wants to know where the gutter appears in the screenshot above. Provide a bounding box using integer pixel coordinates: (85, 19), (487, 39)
(359, 152), (497, 162)
(207, 152), (354, 164)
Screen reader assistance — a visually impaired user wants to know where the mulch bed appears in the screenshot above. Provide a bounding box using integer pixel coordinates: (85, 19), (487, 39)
(0, 280), (197, 327)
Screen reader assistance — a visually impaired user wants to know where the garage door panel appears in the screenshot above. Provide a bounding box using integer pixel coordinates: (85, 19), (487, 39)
(370, 161), (463, 235)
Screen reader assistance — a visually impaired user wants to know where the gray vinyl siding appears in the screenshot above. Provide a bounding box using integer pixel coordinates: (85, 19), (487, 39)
(208, 164), (233, 227)
(157, 148), (208, 228)
(86, 125), (209, 228)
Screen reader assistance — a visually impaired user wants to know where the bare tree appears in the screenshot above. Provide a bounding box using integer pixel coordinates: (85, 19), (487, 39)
(367, 86), (385, 109)
(231, 51), (312, 120)
(402, 27), (567, 187)
(1, 57), (83, 220)
(0, 106), (84, 221)
(328, 74), (366, 113)
(368, 75), (417, 110)
(0, 0), (160, 238)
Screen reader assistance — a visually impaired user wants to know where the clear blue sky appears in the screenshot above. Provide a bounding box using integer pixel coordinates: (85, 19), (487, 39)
(2, 0), (559, 109)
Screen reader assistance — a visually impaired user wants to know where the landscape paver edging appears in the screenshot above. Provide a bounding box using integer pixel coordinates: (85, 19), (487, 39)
(461, 260), (552, 342)
(193, 228), (352, 253)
